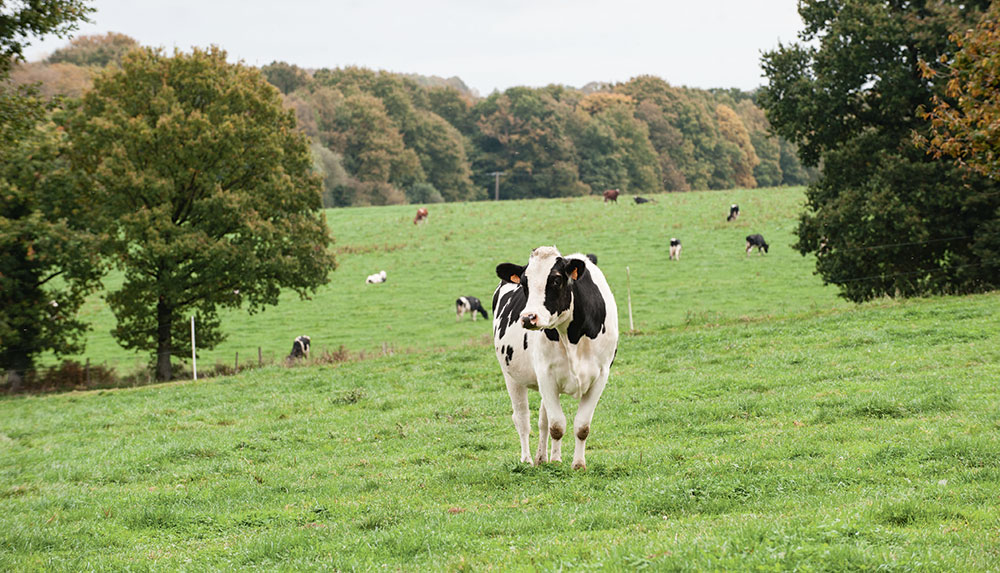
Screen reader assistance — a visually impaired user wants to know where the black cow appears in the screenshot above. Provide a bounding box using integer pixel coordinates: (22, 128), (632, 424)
(586, 253), (598, 265)
(492, 246), (619, 470)
(456, 296), (488, 321)
(288, 335), (311, 360)
(727, 204), (740, 222)
(634, 196), (652, 204)
(746, 234), (769, 256)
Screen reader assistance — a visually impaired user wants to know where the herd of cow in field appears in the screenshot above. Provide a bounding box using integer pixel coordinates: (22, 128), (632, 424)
(288, 192), (772, 469)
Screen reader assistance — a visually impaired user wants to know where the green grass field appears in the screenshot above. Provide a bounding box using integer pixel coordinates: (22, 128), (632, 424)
(59, 186), (848, 374)
(6, 187), (1000, 570)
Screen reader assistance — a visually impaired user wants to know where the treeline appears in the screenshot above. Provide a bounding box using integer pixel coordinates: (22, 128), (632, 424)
(11, 33), (814, 208)
(268, 63), (816, 206)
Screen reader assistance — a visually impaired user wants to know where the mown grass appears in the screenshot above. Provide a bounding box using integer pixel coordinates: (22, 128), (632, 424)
(54, 186), (848, 373)
(3, 292), (998, 570)
(7, 186), (999, 570)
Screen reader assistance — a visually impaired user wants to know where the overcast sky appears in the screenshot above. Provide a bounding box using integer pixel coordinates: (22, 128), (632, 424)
(24, 0), (807, 95)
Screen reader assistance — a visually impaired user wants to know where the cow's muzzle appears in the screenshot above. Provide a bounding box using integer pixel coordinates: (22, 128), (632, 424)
(520, 313), (540, 329)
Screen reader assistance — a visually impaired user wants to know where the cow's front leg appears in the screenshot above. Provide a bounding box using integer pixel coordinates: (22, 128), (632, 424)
(539, 384), (566, 464)
(572, 368), (610, 470)
(534, 402), (549, 466)
(504, 375), (531, 464)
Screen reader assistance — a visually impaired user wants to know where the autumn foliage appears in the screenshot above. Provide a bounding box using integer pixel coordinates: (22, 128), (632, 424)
(920, 3), (1000, 179)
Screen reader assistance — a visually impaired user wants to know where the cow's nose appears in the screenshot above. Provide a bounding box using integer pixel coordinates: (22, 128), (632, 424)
(521, 313), (538, 328)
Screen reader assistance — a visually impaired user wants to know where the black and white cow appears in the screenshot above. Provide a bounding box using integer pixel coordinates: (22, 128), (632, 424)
(456, 296), (488, 321)
(365, 270), (387, 284)
(746, 233), (769, 255)
(669, 237), (682, 260)
(492, 246), (619, 470)
(288, 335), (311, 360)
(727, 204), (740, 221)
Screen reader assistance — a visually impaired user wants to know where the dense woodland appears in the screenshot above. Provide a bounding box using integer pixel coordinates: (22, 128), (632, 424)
(10, 32), (815, 207)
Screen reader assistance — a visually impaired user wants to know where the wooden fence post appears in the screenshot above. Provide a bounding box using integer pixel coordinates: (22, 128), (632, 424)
(626, 266), (634, 333)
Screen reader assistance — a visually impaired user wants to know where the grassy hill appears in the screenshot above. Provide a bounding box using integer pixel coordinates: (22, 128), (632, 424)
(6, 187), (999, 570)
(61, 186), (848, 374)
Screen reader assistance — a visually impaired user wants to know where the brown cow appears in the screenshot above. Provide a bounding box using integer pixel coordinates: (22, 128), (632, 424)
(414, 207), (429, 225)
(603, 189), (620, 203)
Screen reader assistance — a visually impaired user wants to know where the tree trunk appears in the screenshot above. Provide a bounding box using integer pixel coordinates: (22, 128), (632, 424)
(156, 296), (173, 381)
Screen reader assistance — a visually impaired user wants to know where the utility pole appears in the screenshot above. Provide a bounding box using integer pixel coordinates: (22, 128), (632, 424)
(489, 171), (505, 200)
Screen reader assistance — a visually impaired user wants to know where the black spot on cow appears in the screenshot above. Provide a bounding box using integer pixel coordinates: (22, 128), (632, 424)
(523, 333), (528, 350)
(504, 345), (514, 365)
(565, 262), (607, 344)
(493, 286), (526, 342)
(544, 329), (560, 342)
(542, 258), (578, 318)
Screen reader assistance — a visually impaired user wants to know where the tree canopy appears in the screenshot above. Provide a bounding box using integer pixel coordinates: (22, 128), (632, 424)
(62, 46), (335, 381)
(1, 0), (97, 380)
(0, 0), (92, 76)
(760, 0), (1000, 302)
(920, 3), (1000, 180)
(259, 63), (812, 205)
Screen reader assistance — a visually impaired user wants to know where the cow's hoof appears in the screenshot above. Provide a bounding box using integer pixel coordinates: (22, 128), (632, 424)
(572, 460), (586, 470)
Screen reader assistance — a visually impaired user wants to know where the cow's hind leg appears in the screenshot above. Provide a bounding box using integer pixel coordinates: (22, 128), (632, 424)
(572, 368), (610, 470)
(504, 375), (532, 464)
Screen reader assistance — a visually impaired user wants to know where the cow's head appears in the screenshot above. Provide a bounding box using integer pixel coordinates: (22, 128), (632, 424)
(496, 246), (586, 330)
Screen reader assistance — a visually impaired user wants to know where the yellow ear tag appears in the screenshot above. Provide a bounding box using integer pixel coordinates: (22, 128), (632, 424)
(510, 275), (520, 284)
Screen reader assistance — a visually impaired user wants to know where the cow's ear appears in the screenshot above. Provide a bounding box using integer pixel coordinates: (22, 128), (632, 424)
(566, 258), (586, 281)
(496, 263), (525, 284)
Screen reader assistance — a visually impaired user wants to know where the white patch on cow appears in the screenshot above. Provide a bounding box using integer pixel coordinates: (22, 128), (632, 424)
(520, 246), (568, 330)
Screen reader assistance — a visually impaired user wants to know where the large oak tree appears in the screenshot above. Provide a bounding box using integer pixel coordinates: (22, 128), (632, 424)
(760, 0), (1000, 302)
(64, 46), (335, 381)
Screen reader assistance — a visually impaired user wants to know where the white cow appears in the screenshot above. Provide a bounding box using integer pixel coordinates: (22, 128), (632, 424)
(492, 246), (619, 470)
(365, 270), (387, 284)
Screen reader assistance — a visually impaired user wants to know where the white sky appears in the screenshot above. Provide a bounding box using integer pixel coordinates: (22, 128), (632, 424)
(23, 0), (806, 95)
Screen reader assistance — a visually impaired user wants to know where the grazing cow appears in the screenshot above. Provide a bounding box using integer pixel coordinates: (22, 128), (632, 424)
(633, 196), (653, 204)
(456, 296), (488, 321)
(586, 253), (598, 265)
(727, 204), (740, 222)
(669, 238), (682, 260)
(492, 246), (619, 470)
(288, 335), (311, 360)
(414, 207), (429, 225)
(746, 234), (769, 256)
(366, 270), (387, 284)
(602, 189), (620, 203)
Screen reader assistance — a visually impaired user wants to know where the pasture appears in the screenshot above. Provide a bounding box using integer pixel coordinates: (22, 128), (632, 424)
(5, 187), (999, 570)
(56, 186), (845, 373)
